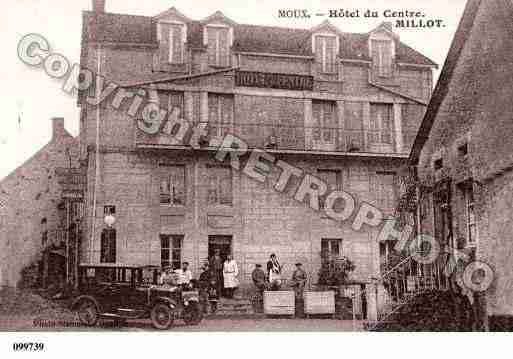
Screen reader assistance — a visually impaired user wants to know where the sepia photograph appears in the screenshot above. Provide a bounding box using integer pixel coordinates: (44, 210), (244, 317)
(0, 0), (512, 356)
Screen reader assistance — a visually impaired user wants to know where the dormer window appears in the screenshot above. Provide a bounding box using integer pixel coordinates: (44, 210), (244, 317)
(371, 39), (394, 78)
(313, 34), (338, 74)
(158, 22), (186, 64)
(205, 25), (231, 67)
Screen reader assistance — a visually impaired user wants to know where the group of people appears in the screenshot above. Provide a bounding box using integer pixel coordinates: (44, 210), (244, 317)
(252, 253), (308, 299)
(157, 252), (309, 314)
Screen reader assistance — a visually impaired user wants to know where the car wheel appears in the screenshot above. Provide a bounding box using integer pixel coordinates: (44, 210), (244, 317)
(183, 302), (203, 325)
(77, 299), (99, 326)
(150, 303), (174, 330)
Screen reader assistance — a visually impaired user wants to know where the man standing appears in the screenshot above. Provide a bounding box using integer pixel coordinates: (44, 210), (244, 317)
(267, 253), (282, 290)
(291, 263), (307, 298)
(209, 249), (223, 297)
(175, 262), (193, 288)
(223, 254), (239, 298)
(252, 264), (266, 294)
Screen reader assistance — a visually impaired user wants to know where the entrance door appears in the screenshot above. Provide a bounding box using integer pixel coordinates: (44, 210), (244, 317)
(208, 235), (232, 262)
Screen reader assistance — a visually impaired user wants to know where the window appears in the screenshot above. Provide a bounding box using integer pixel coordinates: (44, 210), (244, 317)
(168, 24), (185, 64)
(41, 218), (48, 246)
(159, 23), (185, 64)
(206, 26), (230, 67)
(100, 228), (116, 263)
(159, 165), (186, 205)
(207, 166), (233, 206)
(375, 172), (397, 212)
(462, 182), (477, 245)
(104, 205), (115, 215)
(458, 143), (468, 157)
(315, 35), (337, 73)
(321, 238), (342, 260)
(208, 94), (234, 138)
(369, 104), (394, 145)
(434, 158), (443, 171)
(312, 100), (337, 144)
(161, 234), (183, 270)
(317, 169), (342, 209)
(372, 40), (393, 77)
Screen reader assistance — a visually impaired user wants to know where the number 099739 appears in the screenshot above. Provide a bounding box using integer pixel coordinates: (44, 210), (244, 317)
(12, 343), (45, 351)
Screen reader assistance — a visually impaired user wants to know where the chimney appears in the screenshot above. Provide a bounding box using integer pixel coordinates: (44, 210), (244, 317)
(92, 0), (106, 13)
(51, 117), (65, 139)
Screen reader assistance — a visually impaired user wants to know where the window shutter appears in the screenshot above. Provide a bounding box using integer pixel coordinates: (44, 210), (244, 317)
(170, 24), (183, 63)
(207, 28), (217, 65)
(325, 37), (336, 73)
(218, 28), (229, 66)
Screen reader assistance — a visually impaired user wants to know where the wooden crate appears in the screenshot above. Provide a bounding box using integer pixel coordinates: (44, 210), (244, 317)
(263, 291), (295, 315)
(304, 291), (336, 315)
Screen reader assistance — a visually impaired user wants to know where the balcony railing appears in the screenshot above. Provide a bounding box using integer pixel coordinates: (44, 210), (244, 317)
(136, 123), (415, 155)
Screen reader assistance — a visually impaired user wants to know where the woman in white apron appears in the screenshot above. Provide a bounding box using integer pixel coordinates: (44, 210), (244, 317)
(223, 254), (239, 298)
(267, 253), (282, 290)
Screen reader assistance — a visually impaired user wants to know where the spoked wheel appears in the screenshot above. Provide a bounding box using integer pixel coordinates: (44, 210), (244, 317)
(183, 302), (203, 325)
(150, 303), (174, 330)
(77, 299), (99, 326)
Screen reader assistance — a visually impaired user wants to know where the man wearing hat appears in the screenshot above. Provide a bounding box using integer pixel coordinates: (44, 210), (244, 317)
(252, 264), (267, 313)
(291, 262), (307, 298)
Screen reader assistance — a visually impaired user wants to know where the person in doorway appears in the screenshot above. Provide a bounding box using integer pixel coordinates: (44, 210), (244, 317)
(291, 263), (307, 299)
(267, 253), (282, 290)
(223, 254), (239, 298)
(209, 249), (224, 296)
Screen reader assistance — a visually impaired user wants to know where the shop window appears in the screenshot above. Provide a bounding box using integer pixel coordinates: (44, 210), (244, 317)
(207, 166), (233, 206)
(159, 165), (186, 206)
(161, 234), (183, 270)
(206, 26), (230, 67)
(314, 35), (337, 73)
(100, 228), (116, 263)
(317, 169), (342, 209)
(208, 94), (234, 138)
(371, 39), (394, 77)
(312, 100), (337, 144)
(369, 104), (394, 145)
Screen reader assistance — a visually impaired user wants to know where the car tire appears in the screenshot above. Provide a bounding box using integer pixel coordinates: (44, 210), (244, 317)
(150, 303), (174, 330)
(77, 299), (99, 326)
(183, 302), (203, 325)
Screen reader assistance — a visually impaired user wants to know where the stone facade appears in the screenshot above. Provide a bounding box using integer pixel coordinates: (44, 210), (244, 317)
(0, 118), (78, 287)
(78, 4), (436, 288)
(413, 0), (513, 319)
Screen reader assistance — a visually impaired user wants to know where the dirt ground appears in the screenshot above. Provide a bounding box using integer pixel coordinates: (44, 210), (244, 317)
(0, 288), (364, 332)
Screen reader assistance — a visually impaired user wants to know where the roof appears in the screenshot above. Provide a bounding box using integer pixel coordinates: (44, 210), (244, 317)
(82, 10), (437, 66)
(409, 0), (482, 165)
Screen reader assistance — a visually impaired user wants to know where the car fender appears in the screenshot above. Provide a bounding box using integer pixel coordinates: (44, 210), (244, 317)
(71, 295), (101, 312)
(152, 296), (178, 309)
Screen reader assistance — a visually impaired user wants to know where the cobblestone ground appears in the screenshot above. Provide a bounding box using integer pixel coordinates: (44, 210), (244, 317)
(0, 288), (364, 332)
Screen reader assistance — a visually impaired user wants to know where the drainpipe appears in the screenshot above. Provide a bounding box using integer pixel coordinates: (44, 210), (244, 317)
(90, 44), (102, 263)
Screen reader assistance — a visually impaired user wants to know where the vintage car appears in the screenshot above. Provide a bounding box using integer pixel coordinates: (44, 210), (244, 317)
(71, 264), (203, 329)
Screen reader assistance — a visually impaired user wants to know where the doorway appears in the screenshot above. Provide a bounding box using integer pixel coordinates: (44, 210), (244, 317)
(208, 235), (233, 262)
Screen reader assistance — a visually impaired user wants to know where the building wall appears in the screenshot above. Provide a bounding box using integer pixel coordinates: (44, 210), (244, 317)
(416, 0), (513, 316)
(81, 150), (401, 287)
(0, 119), (78, 287)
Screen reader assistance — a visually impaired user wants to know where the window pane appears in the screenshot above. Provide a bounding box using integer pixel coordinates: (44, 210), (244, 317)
(331, 240), (340, 256)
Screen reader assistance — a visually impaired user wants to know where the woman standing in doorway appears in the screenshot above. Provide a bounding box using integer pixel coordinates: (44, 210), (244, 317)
(223, 254), (239, 298)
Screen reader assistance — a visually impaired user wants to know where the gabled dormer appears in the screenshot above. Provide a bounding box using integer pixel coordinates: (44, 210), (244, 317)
(155, 7), (190, 66)
(311, 20), (340, 74)
(201, 11), (235, 68)
(368, 22), (398, 79)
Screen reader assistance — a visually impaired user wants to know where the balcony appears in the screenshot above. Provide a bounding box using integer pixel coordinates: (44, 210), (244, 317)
(136, 123), (414, 156)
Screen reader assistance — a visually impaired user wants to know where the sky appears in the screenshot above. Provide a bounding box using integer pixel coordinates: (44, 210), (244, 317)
(0, 0), (467, 180)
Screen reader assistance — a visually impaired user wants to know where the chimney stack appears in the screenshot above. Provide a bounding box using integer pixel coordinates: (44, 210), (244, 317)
(51, 117), (65, 139)
(92, 0), (106, 13)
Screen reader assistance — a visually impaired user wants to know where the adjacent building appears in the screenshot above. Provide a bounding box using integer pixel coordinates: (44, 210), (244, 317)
(0, 118), (79, 288)
(411, 0), (513, 329)
(77, 1), (437, 289)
